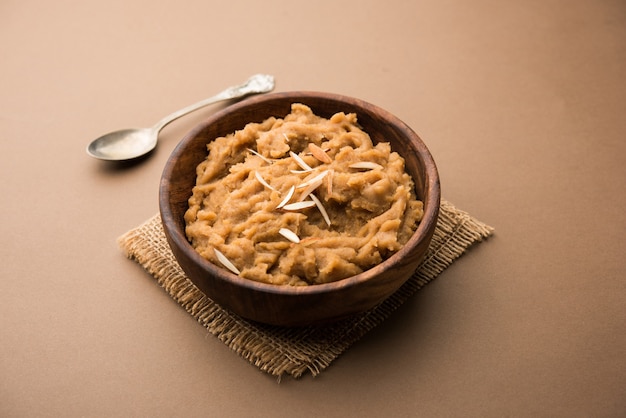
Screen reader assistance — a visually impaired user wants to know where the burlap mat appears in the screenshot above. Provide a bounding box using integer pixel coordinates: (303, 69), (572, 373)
(117, 199), (493, 379)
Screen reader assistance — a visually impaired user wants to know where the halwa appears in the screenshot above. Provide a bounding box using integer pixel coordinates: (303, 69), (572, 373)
(184, 104), (423, 286)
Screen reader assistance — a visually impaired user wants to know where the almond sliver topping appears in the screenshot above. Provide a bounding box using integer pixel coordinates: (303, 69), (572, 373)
(296, 170), (328, 189)
(298, 176), (324, 201)
(310, 194), (331, 226)
(282, 200), (316, 211)
(214, 248), (240, 275)
(290, 151), (313, 171)
(349, 161), (383, 170)
(255, 171), (276, 191)
(246, 148), (272, 164)
(308, 143), (332, 164)
(296, 170), (329, 201)
(276, 185), (295, 209)
(278, 228), (300, 243)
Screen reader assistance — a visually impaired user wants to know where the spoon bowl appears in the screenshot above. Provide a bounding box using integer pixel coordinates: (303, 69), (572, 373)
(87, 128), (157, 161)
(86, 74), (275, 161)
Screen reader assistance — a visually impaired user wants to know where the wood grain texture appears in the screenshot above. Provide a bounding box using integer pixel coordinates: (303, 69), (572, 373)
(159, 92), (440, 326)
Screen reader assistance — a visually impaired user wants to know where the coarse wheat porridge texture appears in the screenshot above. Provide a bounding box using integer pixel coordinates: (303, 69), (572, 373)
(184, 104), (423, 286)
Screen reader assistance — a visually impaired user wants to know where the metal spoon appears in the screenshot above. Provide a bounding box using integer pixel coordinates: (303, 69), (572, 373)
(86, 74), (275, 161)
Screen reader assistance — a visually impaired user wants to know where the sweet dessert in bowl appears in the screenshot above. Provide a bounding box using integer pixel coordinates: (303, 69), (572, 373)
(159, 91), (440, 326)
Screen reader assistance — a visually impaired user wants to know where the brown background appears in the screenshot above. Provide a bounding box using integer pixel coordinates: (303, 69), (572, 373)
(1, 0), (624, 416)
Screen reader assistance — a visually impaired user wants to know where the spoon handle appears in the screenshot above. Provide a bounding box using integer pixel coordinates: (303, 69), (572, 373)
(151, 74), (275, 133)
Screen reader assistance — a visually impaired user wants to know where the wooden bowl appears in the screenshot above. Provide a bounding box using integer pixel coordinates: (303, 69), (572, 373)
(159, 91), (440, 326)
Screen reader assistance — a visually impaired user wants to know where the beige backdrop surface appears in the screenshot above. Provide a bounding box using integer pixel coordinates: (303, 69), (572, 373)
(1, 0), (624, 416)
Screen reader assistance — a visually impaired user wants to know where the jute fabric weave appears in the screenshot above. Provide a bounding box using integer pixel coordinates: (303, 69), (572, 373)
(118, 199), (493, 378)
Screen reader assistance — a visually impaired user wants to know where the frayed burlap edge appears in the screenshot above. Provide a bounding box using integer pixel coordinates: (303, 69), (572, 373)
(117, 199), (493, 379)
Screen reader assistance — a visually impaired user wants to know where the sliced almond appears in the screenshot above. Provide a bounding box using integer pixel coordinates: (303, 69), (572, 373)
(297, 170), (329, 201)
(308, 143), (332, 164)
(290, 151), (313, 171)
(305, 147), (330, 156)
(255, 171), (276, 191)
(214, 248), (240, 275)
(246, 148), (272, 164)
(276, 185), (295, 209)
(298, 176), (324, 201)
(296, 170), (328, 189)
(278, 228), (300, 243)
(310, 194), (331, 226)
(299, 236), (321, 246)
(282, 200), (316, 211)
(349, 161), (383, 170)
